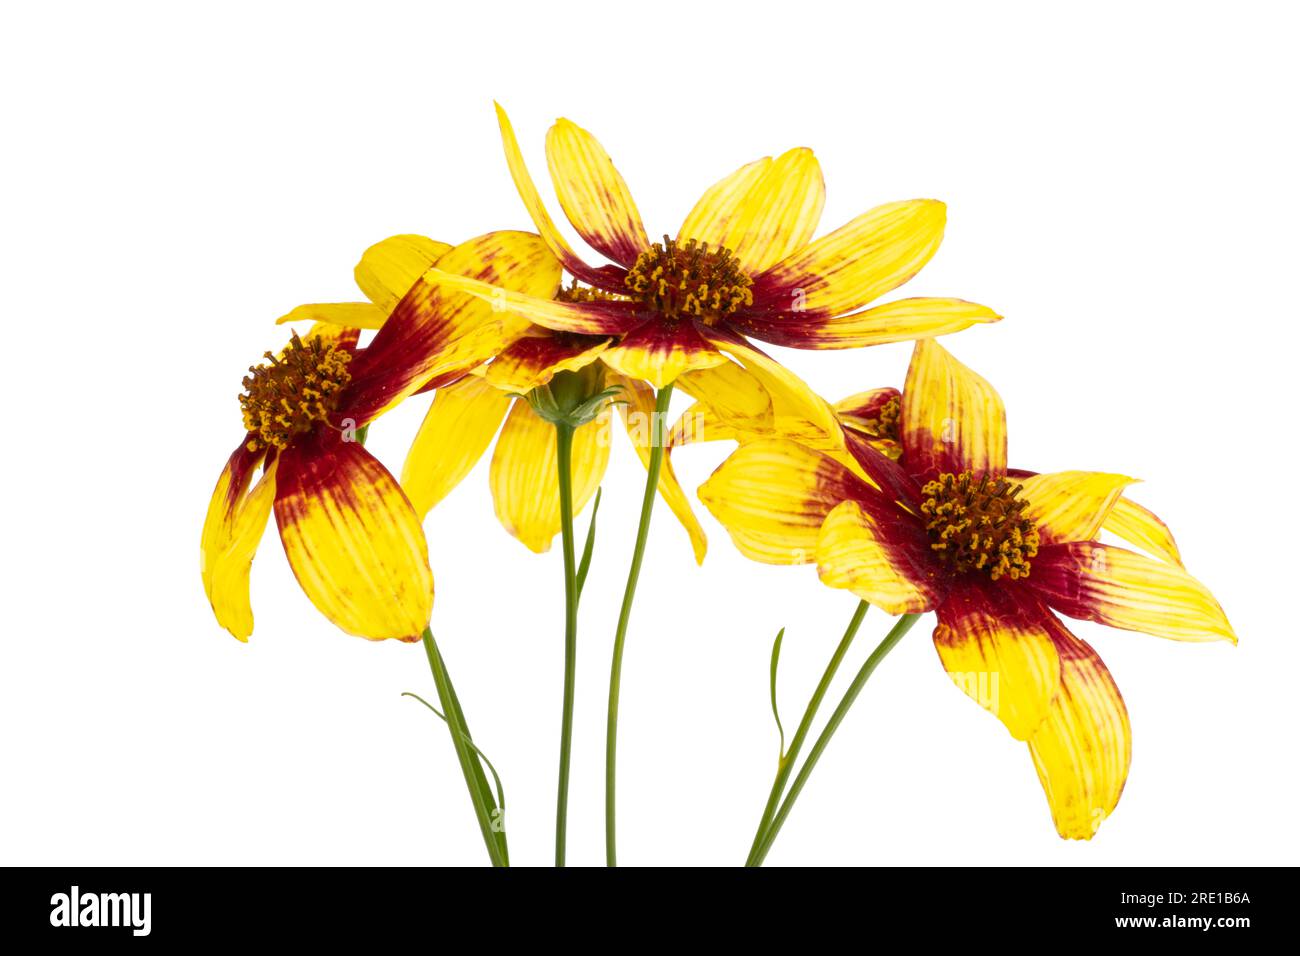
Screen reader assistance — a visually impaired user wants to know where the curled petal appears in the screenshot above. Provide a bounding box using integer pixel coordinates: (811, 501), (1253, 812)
(485, 332), (611, 393)
(817, 500), (946, 615)
(833, 387), (901, 437)
(1032, 542), (1236, 643)
(1028, 617), (1131, 840)
(489, 401), (610, 553)
(274, 431), (433, 641)
(901, 338), (1006, 481)
(401, 375), (511, 520)
(599, 319), (728, 390)
(1017, 471), (1138, 546)
(932, 582), (1061, 741)
(753, 199), (947, 316)
(546, 118), (649, 267)
(354, 234), (454, 311)
(676, 358), (775, 438)
(699, 438), (872, 565)
(200, 443), (276, 641)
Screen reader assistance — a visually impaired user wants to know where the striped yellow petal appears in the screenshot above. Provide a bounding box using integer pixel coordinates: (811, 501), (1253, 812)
(401, 375), (511, 520)
(757, 199), (947, 316)
(901, 338), (1006, 480)
(817, 500), (946, 615)
(610, 372), (708, 563)
(1028, 621), (1131, 840)
(274, 435), (433, 641)
(740, 297), (1000, 349)
(1018, 471), (1138, 546)
(1102, 495), (1183, 565)
(200, 445), (277, 641)
(676, 358), (774, 438)
(275, 301), (387, 330)
(485, 332), (611, 393)
(355, 234), (453, 311)
(677, 157), (772, 254)
(489, 401), (610, 553)
(546, 118), (649, 267)
(1034, 542), (1236, 643)
(599, 319), (728, 390)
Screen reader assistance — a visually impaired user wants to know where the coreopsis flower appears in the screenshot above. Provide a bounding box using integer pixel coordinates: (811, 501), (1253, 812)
(698, 338), (1235, 838)
(201, 231), (558, 641)
(420, 104), (1000, 399)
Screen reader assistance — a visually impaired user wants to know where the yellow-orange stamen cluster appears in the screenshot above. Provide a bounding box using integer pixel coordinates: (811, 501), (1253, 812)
(554, 278), (627, 304)
(239, 332), (352, 451)
(920, 471), (1039, 581)
(872, 396), (901, 441)
(624, 235), (753, 323)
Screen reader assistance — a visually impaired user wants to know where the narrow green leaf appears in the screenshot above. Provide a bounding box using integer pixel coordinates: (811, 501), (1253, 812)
(769, 627), (787, 759)
(402, 691), (507, 810)
(575, 486), (602, 601)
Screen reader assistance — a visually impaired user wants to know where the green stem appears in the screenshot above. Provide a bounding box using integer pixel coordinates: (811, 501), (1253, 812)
(749, 612), (920, 867)
(605, 381), (674, 867)
(745, 600), (869, 865)
(554, 422), (579, 867)
(421, 628), (507, 867)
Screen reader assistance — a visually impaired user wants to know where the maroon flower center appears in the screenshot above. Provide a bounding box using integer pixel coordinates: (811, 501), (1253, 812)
(920, 471), (1040, 581)
(624, 235), (754, 324)
(239, 331), (351, 451)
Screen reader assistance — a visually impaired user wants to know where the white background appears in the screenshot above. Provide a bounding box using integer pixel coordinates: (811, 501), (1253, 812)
(3, 1), (1296, 867)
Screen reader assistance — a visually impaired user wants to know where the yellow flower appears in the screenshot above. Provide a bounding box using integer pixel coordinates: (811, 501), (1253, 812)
(698, 338), (1235, 838)
(417, 104), (1000, 399)
(201, 231), (556, 641)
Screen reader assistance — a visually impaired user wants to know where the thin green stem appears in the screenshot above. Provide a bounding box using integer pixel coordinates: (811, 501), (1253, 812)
(749, 612), (920, 867)
(421, 628), (507, 867)
(605, 381), (674, 867)
(745, 600), (869, 865)
(554, 422), (579, 867)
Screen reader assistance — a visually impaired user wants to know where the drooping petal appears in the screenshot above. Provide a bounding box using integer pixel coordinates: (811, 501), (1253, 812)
(489, 401), (610, 553)
(495, 103), (626, 289)
(545, 118), (649, 268)
(666, 401), (741, 448)
(701, 326), (844, 452)
(901, 338), (1006, 481)
(735, 297), (1001, 349)
(817, 499), (946, 614)
(340, 230), (560, 424)
(1032, 542), (1236, 643)
(609, 372), (708, 563)
(400, 375), (512, 520)
(1017, 471), (1138, 546)
(752, 199), (947, 316)
(200, 443), (276, 641)
(354, 234), (454, 311)
(675, 358), (774, 437)
(690, 147), (824, 275)
(417, 267), (642, 335)
(485, 331), (611, 393)
(1028, 616), (1131, 840)
(273, 430), (433, 641)
(275, 301), (387, 330)
(699, 438), (872, 564)
(1102, 495), (1183, 565)
(931, 582), (1061, 740)
(599, 318), (728, 389)
(678, 157), (773, 253)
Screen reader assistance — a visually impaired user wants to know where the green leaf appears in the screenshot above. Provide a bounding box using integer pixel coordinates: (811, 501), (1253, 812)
(575, 486), (602, 601)
(402, 691), (507, 810)
(769, 627), (787, 760)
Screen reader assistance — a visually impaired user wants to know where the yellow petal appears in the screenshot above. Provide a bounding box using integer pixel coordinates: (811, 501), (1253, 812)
(901, 338), (1006, 480)
(1018, 471), (1138, 546)
(1035, 542), (1236, 643)
(932, 584), (1062, 740)
(678, 157), (773, 253)
(699, 439), (868, 564)
(758, 199), (947, 315)
(275, 301), (387, 330)
(676, 358), (774, 437)
(489, 401), (610, 553)
(740, 297), (1001, 349)
(419, 267), (639, 335)
(545, 118), (649, 266)
(485, 331), (611, 393)
(610, 372), (708, 563)
(689, 147), (824, 275)
(355, 234), (453, 311)
(1102, 495), (1183, 565)
(401, 376), (511, 519)
(599, 319), (728, 390)
(274, 435), (433, 641)
(816, 500), (946, 615)
(1028, 621), (1131, 839)
(200, 446), (277, 641)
